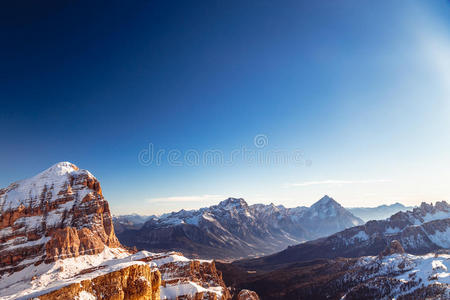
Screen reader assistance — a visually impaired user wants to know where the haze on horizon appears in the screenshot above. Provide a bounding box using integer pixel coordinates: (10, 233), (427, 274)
(1, 0), (450, 215)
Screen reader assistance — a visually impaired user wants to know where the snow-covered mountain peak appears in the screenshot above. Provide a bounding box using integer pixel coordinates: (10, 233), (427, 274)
(414, 200), (450, 223)
(0, 162), (96, 211)
(300, 196), (364, 229)
(19, 161), (81, 184)
(311, 195), (341, 210)
(217, 197), (248, 210)
(42, 161), (80, 176)
(0, 162), (120, 276)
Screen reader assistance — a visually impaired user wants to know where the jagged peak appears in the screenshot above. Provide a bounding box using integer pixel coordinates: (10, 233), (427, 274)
(218, 197), (248, 209)
(31, 162), (95, 182)
(14, 162), (94, 188)
(417, 201), (449, 213)
(0, 162), (95, 211)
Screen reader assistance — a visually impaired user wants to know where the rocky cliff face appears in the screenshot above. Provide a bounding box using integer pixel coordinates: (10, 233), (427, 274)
(37, 264), (161, 300)
(136, 251), (232, 299)
(0, 162), (120, 275)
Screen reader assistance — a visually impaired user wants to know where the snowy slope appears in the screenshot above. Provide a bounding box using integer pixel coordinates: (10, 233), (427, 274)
(343, 252), (450, 299)
(0, 248), (228, 299)
(0, 162), (90, 211)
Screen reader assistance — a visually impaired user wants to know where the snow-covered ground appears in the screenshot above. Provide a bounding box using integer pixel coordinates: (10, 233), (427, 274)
(160, 282), (223, 300)
(347, 252), (450, 299)
(0, 248), (224, 300)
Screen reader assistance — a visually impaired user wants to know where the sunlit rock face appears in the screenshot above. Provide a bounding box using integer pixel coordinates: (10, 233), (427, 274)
(0, 162), (120, 274)
(36, 263), (161, 300)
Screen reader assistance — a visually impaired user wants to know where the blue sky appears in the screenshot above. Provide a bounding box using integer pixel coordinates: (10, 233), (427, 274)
(1, 0), (450, 214)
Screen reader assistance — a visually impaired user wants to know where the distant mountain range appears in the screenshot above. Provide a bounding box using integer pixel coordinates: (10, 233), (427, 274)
(115, 195), (364, 259)
(218, 201), (450, 299)
(113, 201), (413, 233)
(233, 201), (450, 269)
(112, 214), (153, 234)
(347, 202), (414, 221)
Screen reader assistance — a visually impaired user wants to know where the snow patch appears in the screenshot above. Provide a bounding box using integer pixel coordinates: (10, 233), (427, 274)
(75, 291), (96, 300)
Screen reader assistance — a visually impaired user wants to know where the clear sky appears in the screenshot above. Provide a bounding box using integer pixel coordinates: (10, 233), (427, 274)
(1, 0), (450, 215)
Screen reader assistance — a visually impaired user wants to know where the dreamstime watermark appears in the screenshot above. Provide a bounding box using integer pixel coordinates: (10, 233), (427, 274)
(138, 134), (312, 167)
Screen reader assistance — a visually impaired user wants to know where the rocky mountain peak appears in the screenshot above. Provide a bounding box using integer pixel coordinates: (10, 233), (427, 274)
(400, 200), (450, 223)
(311, 195), (341, 208)
(42, 161), (80, 175)
(0, 162), (120, 275)
(419, 202), (434, 212)
(416, 201), (450, 214)
(218, 197), (248, 210)
(307, 195), (348, 220)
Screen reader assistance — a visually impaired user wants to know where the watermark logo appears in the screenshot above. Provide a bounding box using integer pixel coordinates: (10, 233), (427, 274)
(138, 134), (311, 167)
(253, 134), (269, 148)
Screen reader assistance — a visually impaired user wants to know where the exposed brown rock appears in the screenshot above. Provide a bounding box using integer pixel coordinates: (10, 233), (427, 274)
(156, 255), (231, 299)
(0, 163), (121, 275)
(380, 240), (405, 257)
(37, 264), (161, 300)
(236, 289), (260, 300)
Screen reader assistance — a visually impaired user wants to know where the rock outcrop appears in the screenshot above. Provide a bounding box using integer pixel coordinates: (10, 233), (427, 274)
(236, 289), (260, 300)
(380, 240), (405, 257)
(37, 264), (161, 300)
(0, 162), (120, 274)
(136, 251), (232, 299)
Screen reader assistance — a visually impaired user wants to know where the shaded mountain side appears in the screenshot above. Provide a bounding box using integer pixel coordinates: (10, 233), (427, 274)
(217, 242), (450, 300)
(117, 225), (277, 259)
(217, 258), (357, 300)
(112, 214), (152, 234)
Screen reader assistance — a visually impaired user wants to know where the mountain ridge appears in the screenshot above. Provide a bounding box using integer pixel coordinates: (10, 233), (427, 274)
(116, 195), (364, 259)
(233, 200), (450, 270)
(348, 202), (414, 221)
